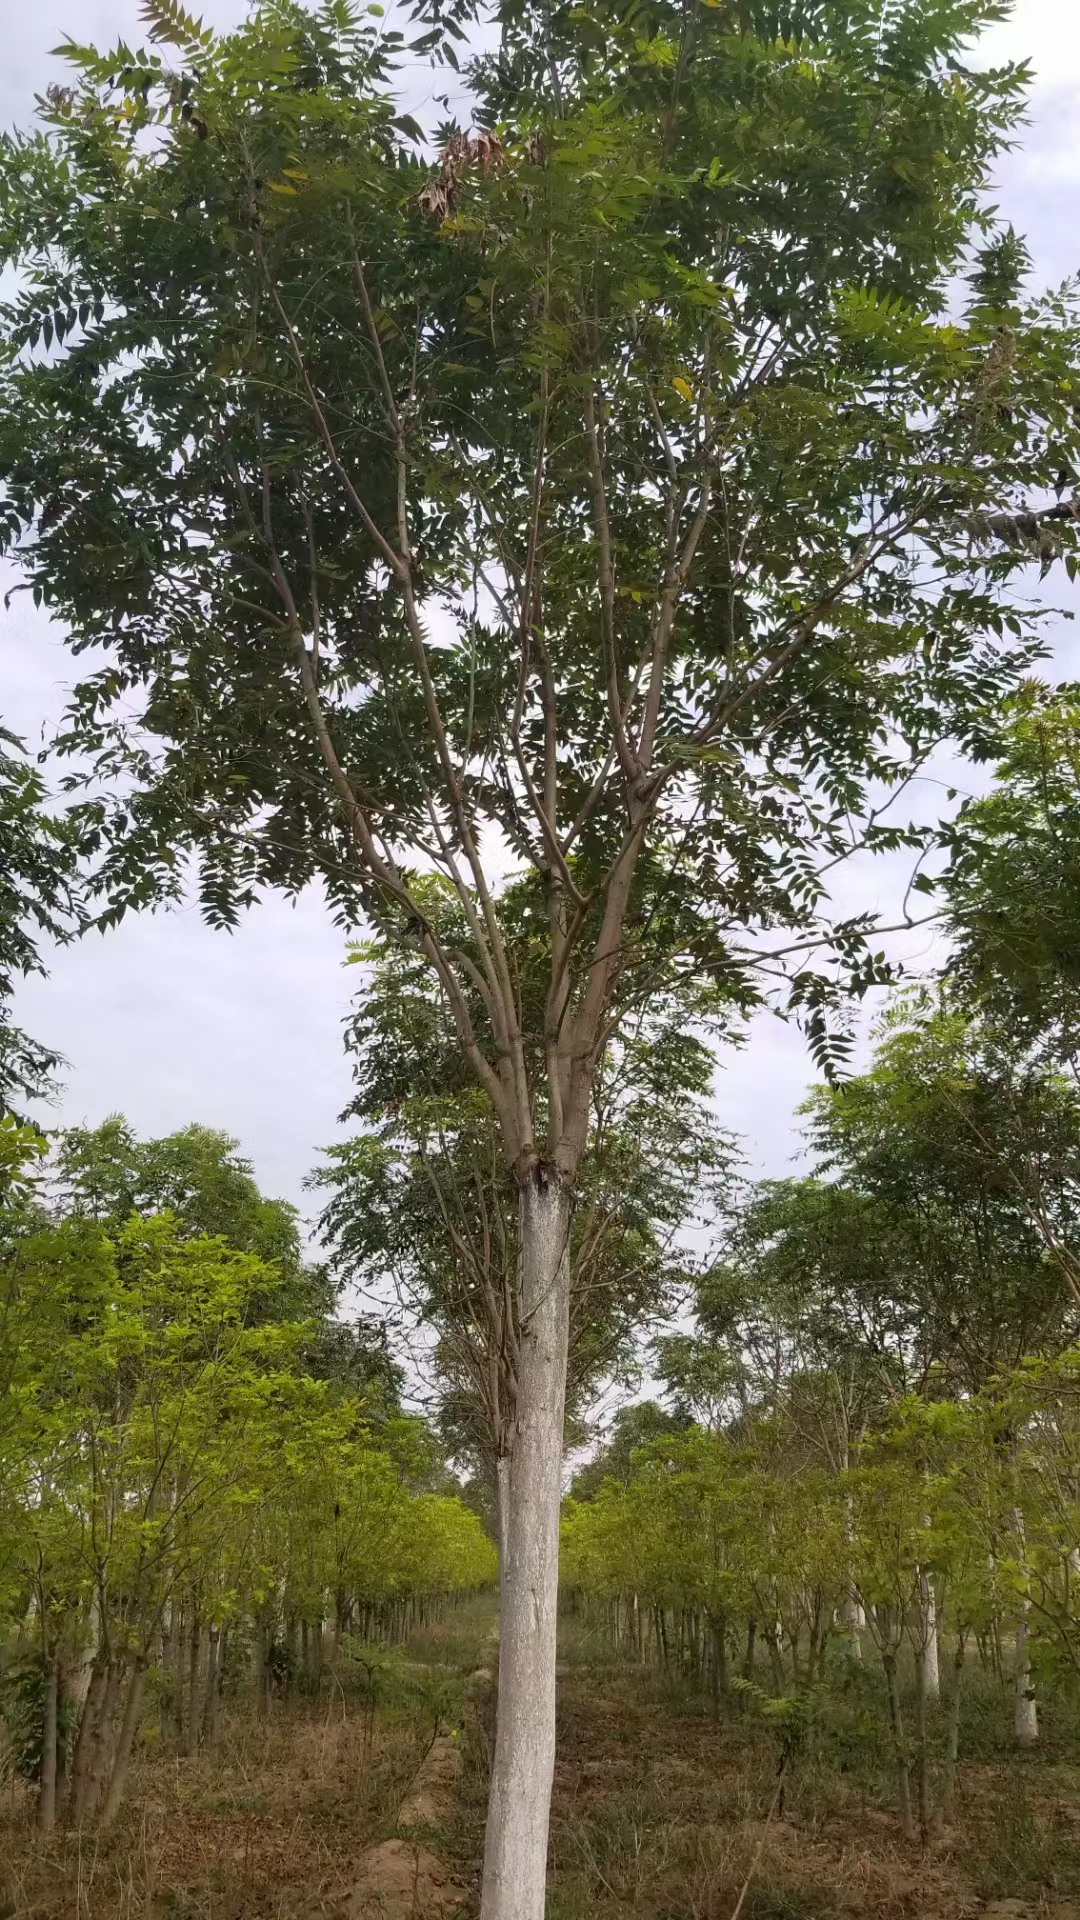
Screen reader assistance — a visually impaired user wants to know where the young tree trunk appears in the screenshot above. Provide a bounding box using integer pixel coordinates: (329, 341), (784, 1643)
(939, 1630), (967, 1823)
(709, 1613), (727, 1716)
(918, 1562), (940, 1700)
(99, 1657), (147, 1829)
(160, 1602), (176, 1740)
(185, 1611), (202, 1758)
(480, 1173), (571, 1920)
(913, 1636), (932, 1845)
(39, 1652), (59, 1832)
(742, 1615), (757, 1681)
(763, 1623), (786, 1693)
(202, 1626), (220, 1744)
(882, 1646), (914, 1841)
(205, 1625), (226, 1748)
(1011, 1505), (1038, 1746)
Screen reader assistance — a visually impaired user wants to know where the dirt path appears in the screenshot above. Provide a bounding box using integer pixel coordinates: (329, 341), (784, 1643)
(347, 1650), (495, 1919)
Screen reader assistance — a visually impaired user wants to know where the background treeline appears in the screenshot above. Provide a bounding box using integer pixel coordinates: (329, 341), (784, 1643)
(0, 1116), (495, 1832)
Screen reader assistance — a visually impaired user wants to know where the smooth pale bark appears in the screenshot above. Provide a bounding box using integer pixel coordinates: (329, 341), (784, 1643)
(1014, 1612), (1038, 1746)
(480, 1172), (571, 1920)
(939, 1630), (967, 1823)
(39, 1652), (58, 1831)
(918, 1499), (939, 1699)
(1011, 1504), (1039, 1746)
(205, 1625), (226, 1748)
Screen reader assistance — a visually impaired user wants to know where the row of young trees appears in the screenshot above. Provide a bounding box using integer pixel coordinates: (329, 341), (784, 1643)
(562, 865), (1080, 1846)
(562, 1365), (1080, 1846)
(3, 0), (1080, 1909)
(0, 1120), (495, 1832)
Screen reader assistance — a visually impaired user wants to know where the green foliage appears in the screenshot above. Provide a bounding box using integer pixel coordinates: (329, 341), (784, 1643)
(0, 730), (82, 1110)
(944, 683), (1080, 1059)
(52, 1114), (333, 1321)
(0, 1127), (495, 1823)
(0, 0), (1076, 1146)
(804, 1001), (1080, 1389)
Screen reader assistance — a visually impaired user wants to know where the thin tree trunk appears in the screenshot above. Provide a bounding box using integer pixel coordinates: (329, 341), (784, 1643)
(99, 1657), (147, 1829)
(202, 1626), (220, 1745)
(919, 1561), (940, 1700)
(1011, 1505), (1038, 1746)
(939, 1630), (967, 1823)
(841, 1491), (863, 1660)
(205, 1625), (226, 1748)
(742, 1615), (757, 1681)
(185, 1611), (202, 1758)
(710, 1613), (727, 1716)
(914, 1636), (931, 1845)
(160, 1603), (175, 1739)
(480, 1173), (571, 1920)
(763, 1624), (785, 1692)
(39, 1652), (58, 1831)
(883, 1647), (914, 1841)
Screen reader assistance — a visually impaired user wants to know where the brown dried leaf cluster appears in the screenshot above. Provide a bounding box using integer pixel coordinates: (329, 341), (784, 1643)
(417, 130), (508, 221)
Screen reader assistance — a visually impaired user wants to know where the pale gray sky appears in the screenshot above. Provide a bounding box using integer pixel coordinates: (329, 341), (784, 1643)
(3, 1), (1080, 1214)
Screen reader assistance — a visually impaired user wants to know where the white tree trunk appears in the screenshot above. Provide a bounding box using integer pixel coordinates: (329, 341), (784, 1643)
(1012, 1505), (1038, 1746)
(480, 1173), (571, 1920)
(1014, 1612), (1038, 1745)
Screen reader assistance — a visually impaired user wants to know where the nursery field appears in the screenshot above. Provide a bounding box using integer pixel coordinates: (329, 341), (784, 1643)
(7, 1596), (1080, 1920)
(6, 0), (1080, 1914)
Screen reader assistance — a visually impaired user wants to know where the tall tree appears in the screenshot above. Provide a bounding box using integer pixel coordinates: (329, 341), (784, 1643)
(3, 2), (1080, 1905)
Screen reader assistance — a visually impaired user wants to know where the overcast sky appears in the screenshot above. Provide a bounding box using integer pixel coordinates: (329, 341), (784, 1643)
(3, 1), (1080, 1218)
